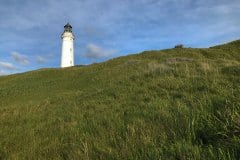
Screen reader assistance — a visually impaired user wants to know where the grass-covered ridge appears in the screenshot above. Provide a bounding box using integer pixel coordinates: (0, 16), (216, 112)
(0, 40), (240, 159)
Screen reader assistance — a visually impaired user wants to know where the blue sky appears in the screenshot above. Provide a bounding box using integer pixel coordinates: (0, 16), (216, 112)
(0, 0), (240, 75)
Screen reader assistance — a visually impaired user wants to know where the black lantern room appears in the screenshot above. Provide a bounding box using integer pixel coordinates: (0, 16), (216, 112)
(64, 23), (72, 33)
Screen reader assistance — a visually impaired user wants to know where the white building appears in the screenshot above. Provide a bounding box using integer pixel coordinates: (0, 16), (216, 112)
(61, 23), (74, 68)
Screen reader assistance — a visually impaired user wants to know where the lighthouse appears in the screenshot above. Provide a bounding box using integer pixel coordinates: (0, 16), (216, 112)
(61, 23), (74, 68)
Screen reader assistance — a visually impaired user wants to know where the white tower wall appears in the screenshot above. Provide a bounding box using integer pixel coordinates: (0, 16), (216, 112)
(61, 24), (74, 68)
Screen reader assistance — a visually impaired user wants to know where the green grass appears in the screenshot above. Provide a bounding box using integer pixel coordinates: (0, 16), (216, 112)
(0, 40), (240, 159)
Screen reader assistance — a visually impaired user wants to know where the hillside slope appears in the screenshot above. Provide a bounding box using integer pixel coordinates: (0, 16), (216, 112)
(0, 40), (240, 159)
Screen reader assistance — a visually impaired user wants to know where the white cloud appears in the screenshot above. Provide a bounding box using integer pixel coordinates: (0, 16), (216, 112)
(84, 44), (116, 59)
(11, 51), (29, 65)
(0, 61), (16, 70)
(36, 53), (56, 64)
(0, 70), (7, 76)
(36, 56), (47, 64)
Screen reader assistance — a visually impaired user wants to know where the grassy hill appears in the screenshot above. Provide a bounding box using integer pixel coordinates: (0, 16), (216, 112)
(0, 40), (240, 159)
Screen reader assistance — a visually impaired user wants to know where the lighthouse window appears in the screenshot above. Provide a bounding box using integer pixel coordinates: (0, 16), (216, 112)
(70, 48), (72, 52)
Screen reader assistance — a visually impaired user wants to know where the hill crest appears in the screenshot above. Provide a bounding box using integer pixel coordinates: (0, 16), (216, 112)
(0, 39), (239, 159)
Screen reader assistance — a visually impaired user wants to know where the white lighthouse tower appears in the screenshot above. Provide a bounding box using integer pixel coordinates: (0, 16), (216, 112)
(61, 23), (74, 68)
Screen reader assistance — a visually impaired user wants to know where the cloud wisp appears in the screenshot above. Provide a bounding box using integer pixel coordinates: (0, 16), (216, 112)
(0, 70), (7, 76)
(35, 53), (56, 64)
(0, 61), (16, 70)
(11, 52), (29, 65)
(84, 44), (116, 59)
(36, 56), (47, 64)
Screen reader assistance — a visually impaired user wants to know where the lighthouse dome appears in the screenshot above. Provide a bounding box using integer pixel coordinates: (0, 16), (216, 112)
(64, 23), (72, 32)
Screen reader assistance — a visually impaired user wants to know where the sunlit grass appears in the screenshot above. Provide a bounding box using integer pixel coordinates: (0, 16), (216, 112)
(0, 40), (240, 159)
